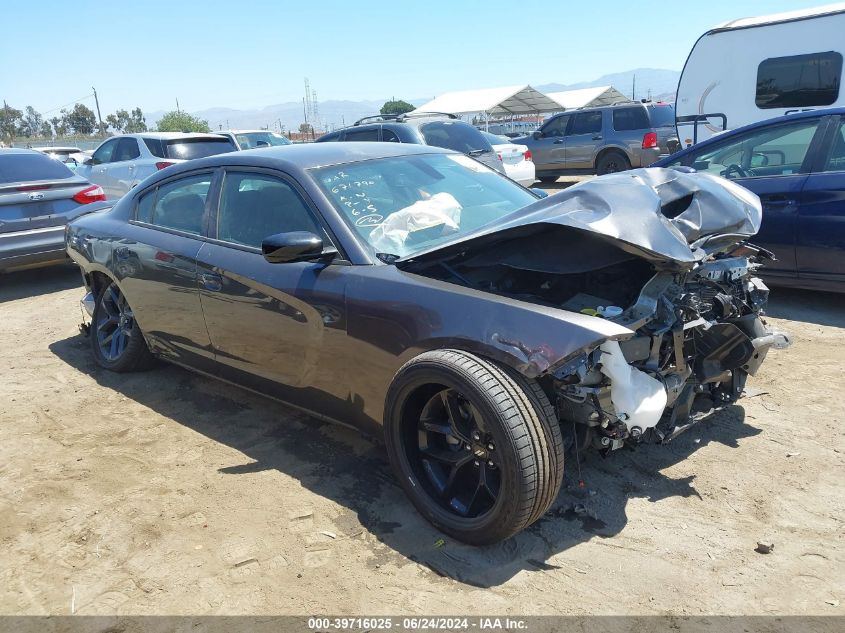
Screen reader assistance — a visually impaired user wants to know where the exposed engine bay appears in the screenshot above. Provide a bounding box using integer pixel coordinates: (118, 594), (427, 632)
(398, 168), (791, 452)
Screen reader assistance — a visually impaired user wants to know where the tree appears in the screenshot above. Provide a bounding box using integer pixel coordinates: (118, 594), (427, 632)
(156, 110), (210, 133)
(50, 116), (67, 137)
(380, 99), (415, 116)
(299, 122), (313, 134)
(40, 121), (53, 138)
(17, 106), (44, 138)
(127, 107), (147, 133)
(0, 103), (23, 144)
(65, 103), (97, 135)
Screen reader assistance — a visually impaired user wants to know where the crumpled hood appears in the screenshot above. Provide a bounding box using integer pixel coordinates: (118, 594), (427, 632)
(399, 168), (762, 268)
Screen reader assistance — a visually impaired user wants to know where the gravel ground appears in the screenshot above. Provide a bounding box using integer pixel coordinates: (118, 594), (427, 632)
(0, 255), (842, 616)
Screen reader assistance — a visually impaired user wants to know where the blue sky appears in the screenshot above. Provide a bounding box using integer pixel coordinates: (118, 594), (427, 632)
(0, 0), (832, 115)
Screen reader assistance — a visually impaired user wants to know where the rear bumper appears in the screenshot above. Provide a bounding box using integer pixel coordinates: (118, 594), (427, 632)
(504, 161), (536, 186)
(0, 226), (68, 271)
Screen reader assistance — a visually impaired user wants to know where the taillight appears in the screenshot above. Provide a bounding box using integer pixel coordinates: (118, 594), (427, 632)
(524, 149), (533, 162)
(497, 153), (503, 162)
(72, 184), (106, 204)
(642, 132), (658, 149)
(156, 161), (176, 170)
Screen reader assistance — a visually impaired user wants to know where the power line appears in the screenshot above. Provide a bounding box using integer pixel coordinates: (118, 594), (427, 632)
(40, 93), (96, 117)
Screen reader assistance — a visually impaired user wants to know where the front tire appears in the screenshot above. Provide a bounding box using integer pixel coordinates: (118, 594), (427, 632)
(90, 281), (155, 372)
(384, 350), (564, 545)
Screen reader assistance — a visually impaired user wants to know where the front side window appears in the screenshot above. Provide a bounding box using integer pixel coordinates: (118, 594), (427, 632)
(666, 118), (821, 178)
(313, 153), (537, 257)
(113, 138), (141, 162)
(144, 173), (213, 235)
(756, 52), (843, 109)
(541, 114), (569, 137)
(217, 172), (324, 248)
(91, 139), (118, 165)
(570, 111), (603, 135)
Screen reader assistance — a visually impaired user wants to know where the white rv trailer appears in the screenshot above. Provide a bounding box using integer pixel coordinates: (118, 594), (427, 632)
(675, 3), (845, 145)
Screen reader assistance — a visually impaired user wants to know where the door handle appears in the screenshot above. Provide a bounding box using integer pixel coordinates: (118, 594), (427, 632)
(592, 135), (603, 140)
(762, 197), (795, 207)
(553, 139), (565, 144)
(200, 272), (223, 291)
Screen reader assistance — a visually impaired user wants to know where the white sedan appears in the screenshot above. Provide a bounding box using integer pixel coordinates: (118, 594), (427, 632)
(481, 131), (535, 186)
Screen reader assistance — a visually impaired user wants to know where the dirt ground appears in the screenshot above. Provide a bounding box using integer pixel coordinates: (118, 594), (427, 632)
(1, 230), (843, 615)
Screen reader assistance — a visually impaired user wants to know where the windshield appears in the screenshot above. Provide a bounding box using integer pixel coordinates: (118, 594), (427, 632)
(313, 153), (537, 258)
(235, 132), (292, 148)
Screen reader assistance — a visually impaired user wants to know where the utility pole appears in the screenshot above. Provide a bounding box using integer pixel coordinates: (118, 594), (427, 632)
(632, 75), (636, 101)
(176, 98), (180, 113)
(92, 86), (105, 136)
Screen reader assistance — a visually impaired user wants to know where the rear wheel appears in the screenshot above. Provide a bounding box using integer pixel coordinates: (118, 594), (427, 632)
(90, 281), (155, 372)
(384, 350), (564, 545)
(596, 150), (631, 175)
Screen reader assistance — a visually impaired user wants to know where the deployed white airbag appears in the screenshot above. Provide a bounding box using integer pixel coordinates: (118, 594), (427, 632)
(599, 340), (667, 432)
(369, 192), (462, 256)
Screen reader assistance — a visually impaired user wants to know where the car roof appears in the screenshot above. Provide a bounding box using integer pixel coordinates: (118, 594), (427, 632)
(32, 146), (82, 152)
(120, 132), (228, 140)
(656, 106), (845, 162)
(0, 148), (43, 156)
(137, 142), (455, 186)
(220, 129), (282, 134)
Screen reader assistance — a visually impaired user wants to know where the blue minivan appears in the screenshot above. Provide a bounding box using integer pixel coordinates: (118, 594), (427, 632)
(653, 108), (845, 293)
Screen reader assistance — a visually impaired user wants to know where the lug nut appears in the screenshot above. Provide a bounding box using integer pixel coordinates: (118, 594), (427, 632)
(487, 460), (495, 467)
(472, 432), (481, 441)
(487, 442), (495, 451)
(464, 443), (471, 451)
(473, 460), (480, 467)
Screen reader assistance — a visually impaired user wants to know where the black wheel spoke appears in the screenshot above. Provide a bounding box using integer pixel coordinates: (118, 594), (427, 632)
(421, 445), (473, 469)
(421, 418), (453, 437)
(440, 390), (470, 443)
(97, 316), (118, 332)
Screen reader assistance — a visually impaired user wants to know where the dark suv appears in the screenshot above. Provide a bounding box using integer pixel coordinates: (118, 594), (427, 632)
(316, 112), (506, 174)
(515, 102), (679, 180)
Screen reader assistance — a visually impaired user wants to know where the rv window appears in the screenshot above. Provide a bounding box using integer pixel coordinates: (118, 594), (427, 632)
(756, 52), (843, 109)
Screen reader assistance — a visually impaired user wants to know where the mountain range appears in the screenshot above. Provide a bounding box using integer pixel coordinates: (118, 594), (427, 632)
(147, 67), (680, 132)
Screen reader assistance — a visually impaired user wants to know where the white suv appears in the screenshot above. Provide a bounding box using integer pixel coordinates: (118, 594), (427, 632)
(77, 133), (236, 199)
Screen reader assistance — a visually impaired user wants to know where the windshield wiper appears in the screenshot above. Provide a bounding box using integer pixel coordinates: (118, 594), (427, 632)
(467, 149), (488, 156)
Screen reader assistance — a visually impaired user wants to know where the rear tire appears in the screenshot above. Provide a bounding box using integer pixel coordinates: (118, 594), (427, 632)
(384, 350), (564, 545)
(90, 281), (156, 372)
(538, 175), (559, 183)
(596, 150), (631, 175)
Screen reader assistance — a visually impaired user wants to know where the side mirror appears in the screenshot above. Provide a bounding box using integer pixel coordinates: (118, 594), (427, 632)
(529, 187), (549, 198)
(83, 158), (95, 166)
(532, 131), (543, 140)
(261, 231), (333, 264)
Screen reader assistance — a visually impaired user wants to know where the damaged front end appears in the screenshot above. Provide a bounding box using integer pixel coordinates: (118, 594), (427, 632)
(398, 168), (791, 452)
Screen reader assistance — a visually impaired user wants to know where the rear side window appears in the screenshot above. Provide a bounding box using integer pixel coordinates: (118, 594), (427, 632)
(420, 121), (492, 153)
(382, 128), (400, 142)
(822, 120), (845, 172)
(143, 138), (166, 158)
(612, 107), (649, 131)
(344, 128), (380, 142)
(570, 111), (603, 135)
(165, 138), (235, 160)
(0, 153), (74, 183)
(217, 172), (325, 248)
(756, 52), (843, 109)
(316, 131), (341, 143)
(144, 173), (213, 235)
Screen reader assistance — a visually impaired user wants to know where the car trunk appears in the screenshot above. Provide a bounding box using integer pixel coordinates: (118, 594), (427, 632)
(0, 179), (90, 233)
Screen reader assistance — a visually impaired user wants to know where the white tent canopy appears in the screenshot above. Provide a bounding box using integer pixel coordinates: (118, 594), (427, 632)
(544, 86), (630, 110)
(414, 85), (564, 116)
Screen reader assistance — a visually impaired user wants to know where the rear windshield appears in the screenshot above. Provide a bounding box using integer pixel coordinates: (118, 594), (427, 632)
(420, 121), (493, 153)
(235, 132), (291, 148)
(0, 153), (74, 184)
(166, 139), (235, 160)
(647, 104), (676, 128)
